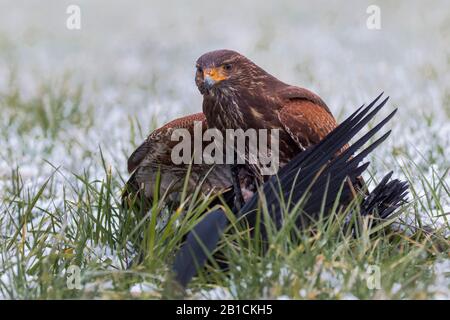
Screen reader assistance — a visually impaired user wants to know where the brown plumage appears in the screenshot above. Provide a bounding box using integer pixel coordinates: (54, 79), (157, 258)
(123, 112), (254, 212)
(195, 49), (339, 178)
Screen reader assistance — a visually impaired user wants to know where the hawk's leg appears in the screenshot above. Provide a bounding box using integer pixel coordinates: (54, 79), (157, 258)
(231, 164), (244, 211)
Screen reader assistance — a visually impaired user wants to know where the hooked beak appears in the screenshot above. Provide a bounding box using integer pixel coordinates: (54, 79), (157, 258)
(203, 67), (226, 90)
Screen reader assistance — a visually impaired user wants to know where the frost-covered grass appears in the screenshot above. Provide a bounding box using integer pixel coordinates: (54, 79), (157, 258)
(0, 0), (449, 299)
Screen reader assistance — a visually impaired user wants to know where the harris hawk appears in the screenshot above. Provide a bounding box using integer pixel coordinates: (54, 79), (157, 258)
(118, 49), (409, 288)
(195, 49), (340, 180)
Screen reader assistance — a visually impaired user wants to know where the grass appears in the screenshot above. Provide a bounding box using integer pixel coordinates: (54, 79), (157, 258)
(0, 154), (448, 299)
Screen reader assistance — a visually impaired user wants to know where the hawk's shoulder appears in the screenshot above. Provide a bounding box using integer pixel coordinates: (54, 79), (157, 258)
(277, 85), (331, 115)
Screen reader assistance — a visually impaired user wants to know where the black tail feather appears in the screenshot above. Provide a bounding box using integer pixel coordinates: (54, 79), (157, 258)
(360, 172), (409, 219)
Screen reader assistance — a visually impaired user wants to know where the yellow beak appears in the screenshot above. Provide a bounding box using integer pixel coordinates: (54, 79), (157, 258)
(203, 68), (227, 87)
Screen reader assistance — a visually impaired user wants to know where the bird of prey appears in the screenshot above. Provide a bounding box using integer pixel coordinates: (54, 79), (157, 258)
(172, 95), (409, 288)
(195, 49), (339, 176)
(195, 49), (355, 208)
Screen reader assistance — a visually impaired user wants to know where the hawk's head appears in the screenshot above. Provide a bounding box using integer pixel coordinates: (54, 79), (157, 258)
(195, 49), (264, 96)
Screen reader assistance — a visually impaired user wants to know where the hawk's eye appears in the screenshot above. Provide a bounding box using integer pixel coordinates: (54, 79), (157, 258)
(223, 64), (232, 71)
(196, 66), (203, 73)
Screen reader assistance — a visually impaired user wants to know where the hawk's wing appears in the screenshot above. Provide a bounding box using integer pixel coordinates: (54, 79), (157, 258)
(277, 99), (337, 151)
(127, 112), (206, 173)
(127, 141), (152, 173)
(124, 112), (234, 209)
